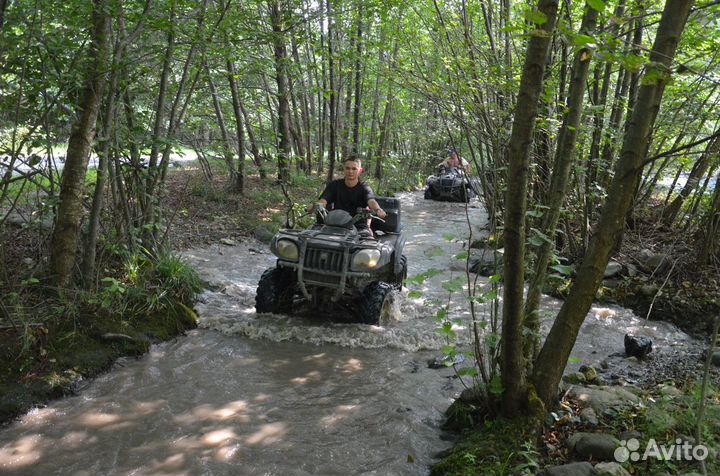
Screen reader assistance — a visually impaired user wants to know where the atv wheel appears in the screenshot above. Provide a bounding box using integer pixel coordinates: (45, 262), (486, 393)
(424, 187), (434, 200)
(255, 267), (296, 314)
(392, 254), (407, 289)
(359, 282), (395, 324)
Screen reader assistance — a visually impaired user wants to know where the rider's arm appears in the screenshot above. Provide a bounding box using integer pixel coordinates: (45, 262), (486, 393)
(307, 198), (328, 213)
(368, 198), (386, 218)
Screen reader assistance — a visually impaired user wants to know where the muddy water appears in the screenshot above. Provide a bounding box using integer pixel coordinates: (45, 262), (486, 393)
(0, 192), (700, 476)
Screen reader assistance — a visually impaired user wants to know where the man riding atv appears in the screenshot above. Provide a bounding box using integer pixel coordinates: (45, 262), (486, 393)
(256, 157), (406, 324)
(307, 158), (386, 239)
(425, 147), (475, 203)
(436, 147), (469, 173)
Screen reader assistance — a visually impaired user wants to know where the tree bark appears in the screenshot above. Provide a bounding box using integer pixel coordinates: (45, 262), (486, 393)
(500, 0), (559, 416)
(49, 0), (110, 287)
(532, 0), (695, 409)
(325, 0), (337, 182)
(523, 3), (598, 364)
(662, 136), (719, 227)
(227, 59), (246, 193)
(269, 0), (292, 182)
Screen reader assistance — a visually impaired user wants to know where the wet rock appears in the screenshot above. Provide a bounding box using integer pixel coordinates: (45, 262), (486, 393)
(594, 462), (631, 476)
(604, 261), (623, 278)
(468, 247), (504, 277)
(580, 407), (599, 426)
(568, 386), (640, 413)
(220, 238), (238, 246)
(640, 284), (659, 296)
(618, 429), (642, 441)
(542, 461), (598, 476)
(563, 372), (587, 385)
(580, 365), (598, 383)
(712, 351), (720, 367)
(644, 253), (671, 273)
(624, 334), (652, 359)
(567, 432), (619, 461)
(623, 263), (638, 278)
(427, 354), (465, 369)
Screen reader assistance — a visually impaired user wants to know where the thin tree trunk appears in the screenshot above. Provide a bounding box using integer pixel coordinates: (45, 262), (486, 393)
(49, 0), (110, 287)
(325, 0), (337, 182)
(227, 59), (245, 193)
(141, 0), (175, 236)
(205, 60), (237, 186)
(350, 10), (363, 160)
(532, 0), (694, 409)
(662, 136), (719, 227)
(501, 0), (559, 416)
(82, 16), (125, 287)
(523, 3), (598, 365)
(269, 0), (291, 182)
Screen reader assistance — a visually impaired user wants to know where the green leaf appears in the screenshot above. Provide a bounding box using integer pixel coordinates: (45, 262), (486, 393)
(586, 0), (607, 12)
(568, 356), (582, 364)
(442, 277), (466, 293)
(550, 264), (574, 276)
(458, 367), (479, 377)
(523, 8), (548, 25)
(455, 251), (469, 260)
(442, 233), (456, 242)
(436, 308), (448, 320)
(574, 34), (597, 48)
(526, 209), (544, 218)
(489, 375), (503, 395)
(484, 332), (500, 349)
(489, 274), (502, 284)
(408, 290), (423, 299)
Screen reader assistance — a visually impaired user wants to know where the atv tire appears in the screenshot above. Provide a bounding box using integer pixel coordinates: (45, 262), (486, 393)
(424, 187), (434, 200)
(392, 254), (407, 289)
(359, 281), (395, 324)
(255, 267), (296, 314)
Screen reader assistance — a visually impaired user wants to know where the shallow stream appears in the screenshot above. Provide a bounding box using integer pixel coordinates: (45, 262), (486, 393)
(0, 192), (700, 476)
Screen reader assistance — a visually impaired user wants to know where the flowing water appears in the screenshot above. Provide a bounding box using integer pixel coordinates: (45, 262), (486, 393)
(0, 192), (700, 476)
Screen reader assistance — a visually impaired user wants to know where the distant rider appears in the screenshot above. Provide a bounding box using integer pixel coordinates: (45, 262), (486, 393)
(437, 147), (469, 173)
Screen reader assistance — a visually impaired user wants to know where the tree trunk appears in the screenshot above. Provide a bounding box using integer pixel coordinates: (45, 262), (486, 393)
(325, 0), (337, 182)
(227, 59), (246, 193)
(140, 0), (175, 236)
(269, 0), (291, 182)
(532, 0), (695, 409)
(49, 0), (110, 287)
(697, 168), (720, 264)
(500, 0), (559, 416)
(206, 60), (237, 186)
(662, 136), (719, 227)
(350, 10), (364, 160)
(268, 0), (292, 182)
(82, 16), (125, 288)
(523, 3), (598, 364)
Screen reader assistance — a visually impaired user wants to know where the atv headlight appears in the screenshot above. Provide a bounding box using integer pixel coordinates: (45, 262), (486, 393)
(352, 249), (381, 270)
(276, 239), (299, 261)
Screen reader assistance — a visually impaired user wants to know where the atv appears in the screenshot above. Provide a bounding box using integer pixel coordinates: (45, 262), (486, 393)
(255, 197), (407, 324)
(423, 166), (475, 203)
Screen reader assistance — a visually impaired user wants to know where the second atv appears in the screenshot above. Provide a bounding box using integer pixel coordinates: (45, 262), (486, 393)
(424, 166), (475, 203)
(255, 197), (407, 324)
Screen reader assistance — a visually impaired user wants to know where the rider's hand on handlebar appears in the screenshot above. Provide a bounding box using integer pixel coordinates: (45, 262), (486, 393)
(376, 208), (387, 219)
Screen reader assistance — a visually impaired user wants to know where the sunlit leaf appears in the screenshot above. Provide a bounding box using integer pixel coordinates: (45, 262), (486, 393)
(587, 0), (607, 12)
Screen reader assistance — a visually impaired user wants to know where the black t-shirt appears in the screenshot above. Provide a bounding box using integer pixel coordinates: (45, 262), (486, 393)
(320, 179), (375, 228)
